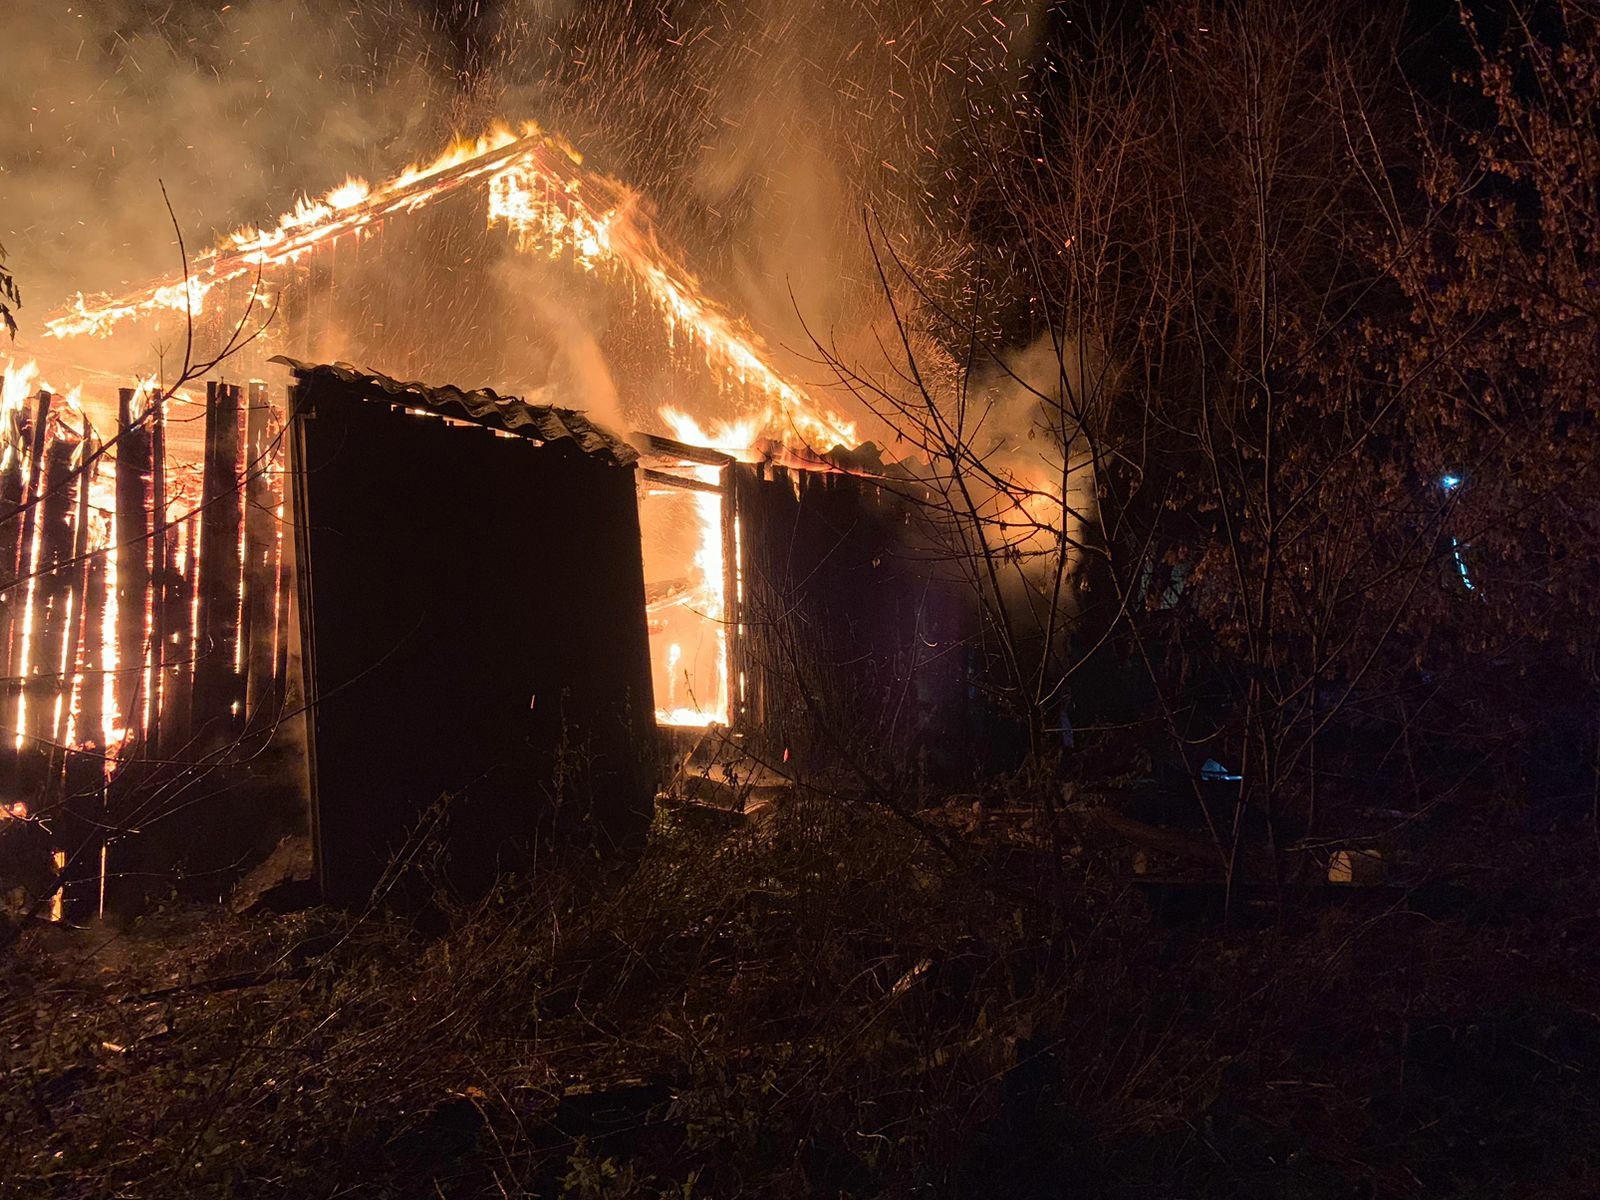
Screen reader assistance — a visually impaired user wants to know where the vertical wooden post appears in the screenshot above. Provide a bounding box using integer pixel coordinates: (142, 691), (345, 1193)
(0, 402), (28, 687)
(193, 381), (245, 739)
(31, 434), (77, 748)
(243, 381), (278, 724)
(61, 435), (105, 926)
(272, 395), (293, 711)
(721, 464), (743, 729)
(81, 532), (108, 752)
(153, 394), (196, 760)
(69, 438), (102, 749)
(114, 388), (153, 739)
(0, 415), (26, 792)
(9, 389), (52, 747)
(16, 390), (51, 583)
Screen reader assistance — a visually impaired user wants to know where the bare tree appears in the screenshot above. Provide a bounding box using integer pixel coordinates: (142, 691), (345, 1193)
(804, 1), (1510, 910)
(0, 240), (18, 340)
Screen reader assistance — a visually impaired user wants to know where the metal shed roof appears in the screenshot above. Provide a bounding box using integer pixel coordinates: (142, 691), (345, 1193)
(271, 356), (638, 467)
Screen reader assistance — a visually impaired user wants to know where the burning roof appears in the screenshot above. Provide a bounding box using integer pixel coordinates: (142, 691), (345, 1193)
(39, 122), (856, 460)
(270, 357), (637, 466)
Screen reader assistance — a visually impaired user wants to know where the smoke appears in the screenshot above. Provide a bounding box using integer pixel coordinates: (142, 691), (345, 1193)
(677, 2), (1045, 357)
(967, 331), (1110, 622)
(479, 1), (1049, 430)
(0, 0), (455, 313)
(506, 262), (626, 437)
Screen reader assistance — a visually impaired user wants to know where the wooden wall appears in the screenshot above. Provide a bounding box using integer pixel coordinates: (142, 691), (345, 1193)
(288, 374), (656, 906)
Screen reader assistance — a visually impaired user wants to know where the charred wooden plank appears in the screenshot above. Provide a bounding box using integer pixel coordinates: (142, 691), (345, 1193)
(30, 431), (78, 747)
(632, 431), (736, 469)
(0, 398), (28, 687)
(114, 387), (154, 737)
(243, 381), (278, 724)
(192, 381), (245, 741)
(641, 467), (723, 495)
(152, 396), (196, 759)
(72, 439), (104, 749)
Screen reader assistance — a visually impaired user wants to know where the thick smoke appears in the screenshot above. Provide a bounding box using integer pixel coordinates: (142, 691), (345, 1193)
(0, 0), (454, 310)
(481, 0), (1048, 432)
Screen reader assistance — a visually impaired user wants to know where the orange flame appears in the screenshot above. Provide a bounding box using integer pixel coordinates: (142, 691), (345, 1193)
(44, 121), (857, 456)
(488, 159), (857, 452)
(44, 126), (536, 340)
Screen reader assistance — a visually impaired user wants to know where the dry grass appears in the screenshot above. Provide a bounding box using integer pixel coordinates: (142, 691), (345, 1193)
(3, 795), (1599, 1198)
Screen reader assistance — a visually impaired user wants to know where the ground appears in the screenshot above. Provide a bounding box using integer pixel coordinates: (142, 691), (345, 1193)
(3, 796), (1599, 1198)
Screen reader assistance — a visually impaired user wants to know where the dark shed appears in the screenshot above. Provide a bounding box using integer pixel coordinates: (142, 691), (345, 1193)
(725, 460), (973, 783)
(278, 358), (656, 905)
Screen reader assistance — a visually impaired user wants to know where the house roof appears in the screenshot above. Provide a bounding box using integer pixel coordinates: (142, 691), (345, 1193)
(271, 356), (638, 467)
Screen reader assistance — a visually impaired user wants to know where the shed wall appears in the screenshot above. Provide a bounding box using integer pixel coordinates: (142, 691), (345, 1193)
(728, 463), (974, 784)
(290, 380), (655, 905)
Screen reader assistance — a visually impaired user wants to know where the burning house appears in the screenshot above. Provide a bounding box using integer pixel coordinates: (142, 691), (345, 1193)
(0, 122), (978, 916)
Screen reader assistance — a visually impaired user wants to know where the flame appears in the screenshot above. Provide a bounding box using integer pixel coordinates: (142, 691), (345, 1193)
(35, 119), (865, 740)
(488, 159), (857, 453)
(324, 178), (372, 210)
(659, 408), (765, 458)
(483, 134), (859, 733)
(44, 125), (537, 340)
(7, 370), (88, 752)
(43, 119), (856, 453)
(2, 361), (39, 455)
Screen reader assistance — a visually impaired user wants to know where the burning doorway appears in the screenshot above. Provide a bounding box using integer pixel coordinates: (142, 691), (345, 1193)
(637, 431), (973, 782)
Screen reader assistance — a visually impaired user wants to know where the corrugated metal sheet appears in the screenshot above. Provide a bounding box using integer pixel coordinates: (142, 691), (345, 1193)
(270, 356), (637, 466)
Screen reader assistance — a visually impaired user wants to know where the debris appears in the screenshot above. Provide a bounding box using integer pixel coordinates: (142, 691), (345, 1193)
(230, 835), (315, 914)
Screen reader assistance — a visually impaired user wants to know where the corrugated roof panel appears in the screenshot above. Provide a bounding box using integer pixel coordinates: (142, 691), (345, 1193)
(270, 356), (638, 466)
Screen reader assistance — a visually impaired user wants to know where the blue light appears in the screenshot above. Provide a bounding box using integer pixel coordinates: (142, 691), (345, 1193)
(1440, 473), (1462, 491)
(1451, 536), (1476, 591)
